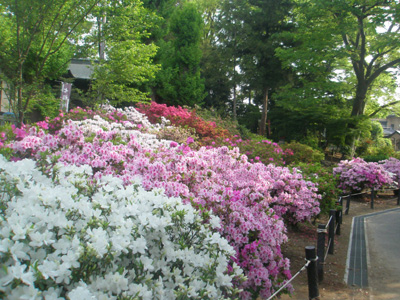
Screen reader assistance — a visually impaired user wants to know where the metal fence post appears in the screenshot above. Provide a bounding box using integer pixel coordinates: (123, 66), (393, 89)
(317, 224), (325, 282)
(371, 188), (374, 209)
(305, 246), (319, 299)
(397, 182), (400, 205)
(345, 195), (351, 215)
(338, 198), (343, 224)
(328, 209), (335, 255)
(335, 208), (341, 235)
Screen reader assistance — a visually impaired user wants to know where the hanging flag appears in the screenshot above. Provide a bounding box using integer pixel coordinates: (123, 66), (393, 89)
(60, 82), (72, 112)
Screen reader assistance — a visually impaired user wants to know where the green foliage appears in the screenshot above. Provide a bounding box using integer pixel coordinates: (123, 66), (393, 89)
(269, 101), (353, 151)
(200, 40), (232, 111)
(281, 141), (324, 165)
(0, 0), (99, 124)
(356, 119), (397, 158)
(193, 105), (242, 137)
(295, 162), (339, 216)
(0, 124), (15, 159)
(26, 85), (61, 121)
(87, 0), (160, 106)
(363, 154), (390, 163)
(299, 132), (321, 150)
(236, 103), (262, 134)
(155, 126), (200, 148)
(275, 0), (400, 151)
(391, 152), (400, 160)
(214, 137), (290, 166)
(370, 121), (384, 140)
(154, 3), (206, 106)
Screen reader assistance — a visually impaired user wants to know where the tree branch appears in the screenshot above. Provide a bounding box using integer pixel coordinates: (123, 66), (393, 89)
(37, 0), (68, 60)
(367, 57), (400, 85)
(365, 46), (397, 78)
(369, 100), (400, 118)
(36, 1), (99, 78)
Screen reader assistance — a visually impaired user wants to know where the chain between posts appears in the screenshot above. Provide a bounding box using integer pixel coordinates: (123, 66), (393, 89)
(266, 260), (311, 300)
(271, 188), (399, 299)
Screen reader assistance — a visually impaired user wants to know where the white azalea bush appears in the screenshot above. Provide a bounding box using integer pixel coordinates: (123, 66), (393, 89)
(0, 156), (243, 300)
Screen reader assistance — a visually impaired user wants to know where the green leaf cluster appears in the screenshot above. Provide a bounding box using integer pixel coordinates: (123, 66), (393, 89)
(154, 3), (207, 107)
(87, 0), (160, 106)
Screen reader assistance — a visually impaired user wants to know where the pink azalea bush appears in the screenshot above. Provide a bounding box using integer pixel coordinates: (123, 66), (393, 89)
(0, 105), (321, 299)
(379, 157), (400, 183)
(333, 158), (394, 194)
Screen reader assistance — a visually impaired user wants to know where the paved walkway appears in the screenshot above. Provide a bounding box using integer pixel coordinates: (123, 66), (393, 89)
(346, 208), (400, 299)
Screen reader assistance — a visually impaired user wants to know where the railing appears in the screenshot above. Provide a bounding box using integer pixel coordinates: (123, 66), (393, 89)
(342, 186), (400, 213)
(267, 186), (400, 300)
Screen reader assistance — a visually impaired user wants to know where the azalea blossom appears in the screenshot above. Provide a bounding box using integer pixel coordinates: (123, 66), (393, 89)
(0, 157), (242, 299)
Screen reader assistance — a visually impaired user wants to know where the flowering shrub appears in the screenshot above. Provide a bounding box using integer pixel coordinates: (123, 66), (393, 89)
(155, 125), (200, 149)
(333, 158), (394, 194)
(193, 105), (242, 138)
(264, 164), (321, 223)
(0, 157), (243, 299)
(295, 163), (340, 215)
(210, 136), (292, 167)
(135, 102), (233, 144)
(379, 157), (400, 183)
(0, 105), (322, 299)
(280, 142), (324, 165)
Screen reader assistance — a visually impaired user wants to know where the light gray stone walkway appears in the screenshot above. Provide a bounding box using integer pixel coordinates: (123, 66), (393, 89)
(365, 208), (400, 299)
(346, 208), (400, 299)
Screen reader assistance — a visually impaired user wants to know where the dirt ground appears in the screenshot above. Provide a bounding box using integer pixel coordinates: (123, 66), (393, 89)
(277, 191), (399, 300)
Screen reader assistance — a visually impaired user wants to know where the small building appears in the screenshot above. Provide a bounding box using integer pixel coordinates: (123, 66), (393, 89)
(0, 59), (94, 114)
(375, 115), (400, 134)
(0, 80), (12, 113)
(68, 58), (94, 80)
(386, 130), (400, 152)
(373, 115), (400, 151)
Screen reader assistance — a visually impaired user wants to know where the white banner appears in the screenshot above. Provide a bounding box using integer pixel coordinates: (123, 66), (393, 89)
(60, 82), (72, 112)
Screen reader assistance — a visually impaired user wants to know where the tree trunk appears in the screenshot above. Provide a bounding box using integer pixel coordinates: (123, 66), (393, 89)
(347, 80), (368, 157)
(97, 13), (106, 105)
(16, 4), (24, 127)
(259, 87), (269, 136)
(350, 81), (368, 117)
(232, 28), (237, 120)
(17, 63), (24, 126)
(232, 84), (237, 120)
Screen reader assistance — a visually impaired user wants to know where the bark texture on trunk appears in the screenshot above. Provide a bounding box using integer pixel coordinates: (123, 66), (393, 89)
(259, 88), (269, 136)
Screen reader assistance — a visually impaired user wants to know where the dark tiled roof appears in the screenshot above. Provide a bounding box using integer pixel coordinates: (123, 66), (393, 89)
(68, 59), (94, 79)
(385, 130), (400, 138)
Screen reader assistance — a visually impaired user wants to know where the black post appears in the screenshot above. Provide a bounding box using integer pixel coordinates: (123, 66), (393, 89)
(328, 209), (335, 255)
(345, 195), (351, 215)
(397, 189), (400, 206)
(337, 198), (343, 225)
(305, 246), (319, 299)
(370, 188), (374, 209)
(335, 209), (341, 235)
(317, 224), (325, 282)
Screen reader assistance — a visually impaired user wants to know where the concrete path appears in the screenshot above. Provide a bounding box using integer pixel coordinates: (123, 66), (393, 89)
(346, 208), (400, 299)
(365, 208), (400, 299)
